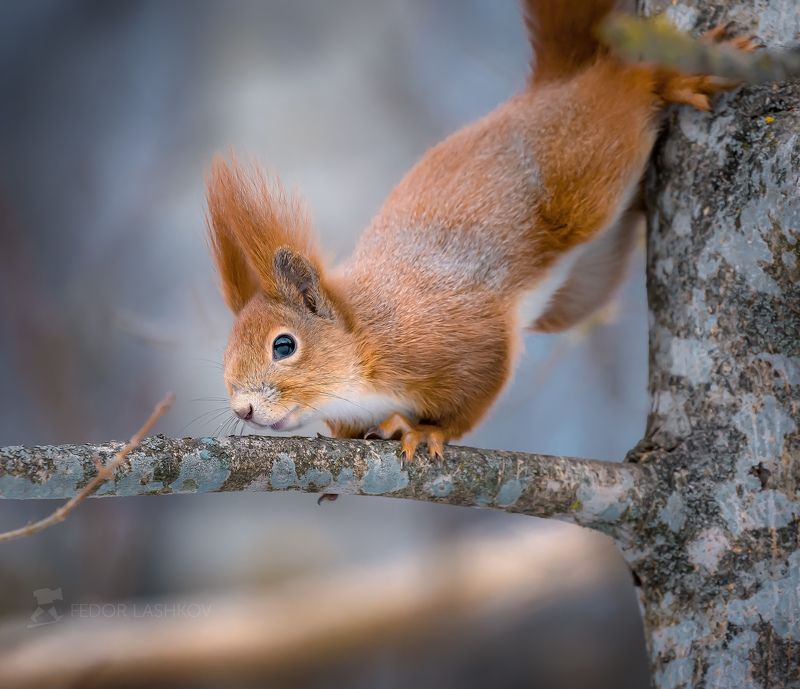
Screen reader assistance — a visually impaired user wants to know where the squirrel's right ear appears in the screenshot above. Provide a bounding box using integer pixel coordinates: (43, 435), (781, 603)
(274, 247), (338, 321)
(206, 160), (259, 313)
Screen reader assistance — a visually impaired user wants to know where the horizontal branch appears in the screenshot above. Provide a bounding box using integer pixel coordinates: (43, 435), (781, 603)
(0, 435), (652, 539)
(600, 14), (800, 83)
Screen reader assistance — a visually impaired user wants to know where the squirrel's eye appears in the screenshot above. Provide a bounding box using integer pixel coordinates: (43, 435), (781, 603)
(272, 334), (297, 361)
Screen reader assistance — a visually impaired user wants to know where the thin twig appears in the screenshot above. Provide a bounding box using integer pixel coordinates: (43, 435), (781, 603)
(0, 393), (174, 543)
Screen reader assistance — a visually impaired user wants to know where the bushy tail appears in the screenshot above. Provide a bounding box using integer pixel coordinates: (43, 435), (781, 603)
(522, 0), (619, 83)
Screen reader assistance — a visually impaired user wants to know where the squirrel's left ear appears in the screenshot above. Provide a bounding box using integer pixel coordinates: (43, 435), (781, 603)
(274, 247), (338, 321)
(207, 202), (259, 314)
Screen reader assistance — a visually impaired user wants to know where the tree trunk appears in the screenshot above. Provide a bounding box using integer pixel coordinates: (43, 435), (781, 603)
(634, 1), (800, 686)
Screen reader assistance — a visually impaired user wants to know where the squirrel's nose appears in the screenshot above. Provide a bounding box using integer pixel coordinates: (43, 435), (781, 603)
(234, 403), (253, 421)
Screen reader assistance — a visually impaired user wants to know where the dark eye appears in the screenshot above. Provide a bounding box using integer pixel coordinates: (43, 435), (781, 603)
(272, 334), (297, 361)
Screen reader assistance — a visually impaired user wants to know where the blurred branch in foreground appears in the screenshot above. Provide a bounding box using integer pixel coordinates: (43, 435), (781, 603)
(599, 14), (800, 82)
(0, 526), (616, 689)
(0, 434), (652, 544)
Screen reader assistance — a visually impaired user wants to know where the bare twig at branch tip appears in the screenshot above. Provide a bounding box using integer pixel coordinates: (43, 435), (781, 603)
(599, 13), (800, 83)
(0, 393), (175, 543)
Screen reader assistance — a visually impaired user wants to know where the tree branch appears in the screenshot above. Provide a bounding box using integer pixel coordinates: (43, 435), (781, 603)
(0, 434), (653, 542)
(599, 13), (800, 83)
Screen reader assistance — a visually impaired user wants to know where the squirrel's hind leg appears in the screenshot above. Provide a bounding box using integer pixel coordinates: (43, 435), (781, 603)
(656, 25), (760, 111)
(532, 208), (642, 333)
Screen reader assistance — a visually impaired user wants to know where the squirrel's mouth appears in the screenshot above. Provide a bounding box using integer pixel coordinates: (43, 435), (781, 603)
(268, 406), (303, 432)
(240, 404), (303, 431)
(269, 417), (292, 431)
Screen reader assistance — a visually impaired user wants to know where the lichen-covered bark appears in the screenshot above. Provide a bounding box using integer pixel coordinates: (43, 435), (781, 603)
(635, 1), (800, 687)
(0, 436), (652, 538)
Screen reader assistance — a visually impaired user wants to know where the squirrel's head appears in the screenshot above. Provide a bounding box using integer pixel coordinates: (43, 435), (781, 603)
(206, 157), (360, 431)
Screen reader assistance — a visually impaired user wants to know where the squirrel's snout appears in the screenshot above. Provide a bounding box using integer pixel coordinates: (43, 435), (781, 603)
(233, 403), (253, 421)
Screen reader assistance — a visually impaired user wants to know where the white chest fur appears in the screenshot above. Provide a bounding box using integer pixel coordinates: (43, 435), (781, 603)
(319, 388), (414, 427)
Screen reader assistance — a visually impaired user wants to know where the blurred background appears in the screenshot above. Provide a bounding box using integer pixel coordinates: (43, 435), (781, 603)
(0, 1), (650, 687)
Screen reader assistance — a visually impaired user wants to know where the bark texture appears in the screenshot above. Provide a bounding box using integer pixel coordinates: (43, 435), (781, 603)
(634, 1), (800, 686)
(0, 435), (651, 538)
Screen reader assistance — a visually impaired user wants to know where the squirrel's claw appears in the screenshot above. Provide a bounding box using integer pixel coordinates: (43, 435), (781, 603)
(701, 22), (733, 44)
(660, 25), (762, 111)
(702, 23), (760, 53)
(365, 413), (446, 464)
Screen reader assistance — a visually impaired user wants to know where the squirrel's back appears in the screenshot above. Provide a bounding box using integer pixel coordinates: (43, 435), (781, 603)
(346, 0), (632, 298)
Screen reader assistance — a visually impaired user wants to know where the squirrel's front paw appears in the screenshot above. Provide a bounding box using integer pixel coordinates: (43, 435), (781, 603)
(365, 412), (446, 464)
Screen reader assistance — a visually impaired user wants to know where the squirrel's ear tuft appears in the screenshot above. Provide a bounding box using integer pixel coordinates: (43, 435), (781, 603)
(206, 158), (258, 313)
(205, 155), (322, 306)
(274, 247), (337, 320)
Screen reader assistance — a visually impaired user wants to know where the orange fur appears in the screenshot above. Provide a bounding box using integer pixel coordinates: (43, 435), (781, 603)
(206, 2), (754, 458)
(524, 0), (618, 83)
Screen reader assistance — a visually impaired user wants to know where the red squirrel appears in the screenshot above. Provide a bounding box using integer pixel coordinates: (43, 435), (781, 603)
(206, 1), (753, 461)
